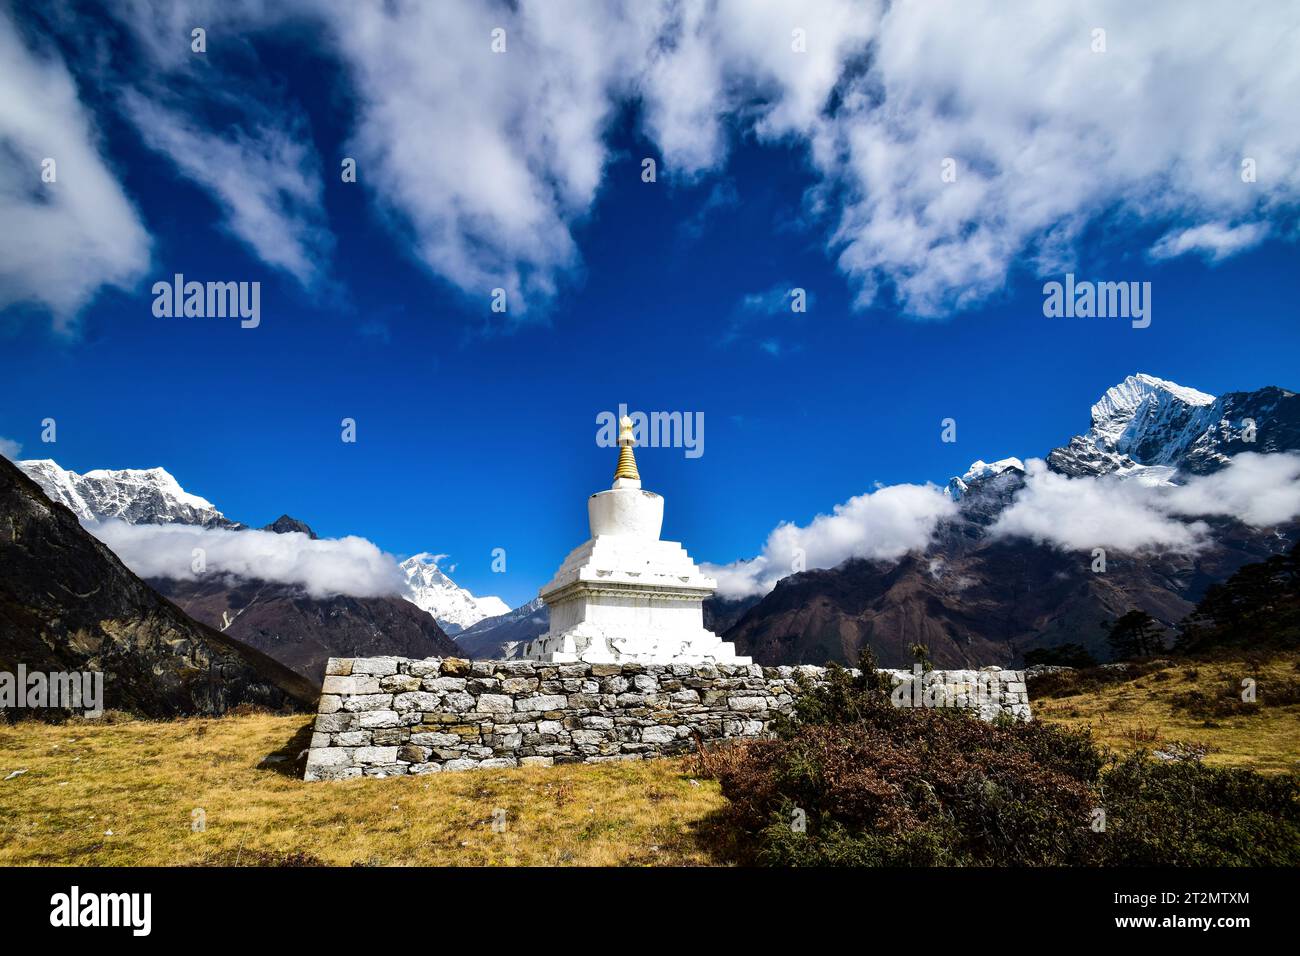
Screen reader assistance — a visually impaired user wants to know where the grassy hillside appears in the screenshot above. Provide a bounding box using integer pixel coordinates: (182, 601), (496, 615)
(1031, 650), (1300, 774)
(0, 712), (727, 866)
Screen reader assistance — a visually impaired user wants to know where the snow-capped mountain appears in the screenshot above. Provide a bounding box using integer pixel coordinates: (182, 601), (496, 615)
(945, 457), (1025, 501)
(732, 373), (1300, 668)
(1046, 373), (1297, 478)
(16, 459), (237, 528)
(400, 553), (510, 634)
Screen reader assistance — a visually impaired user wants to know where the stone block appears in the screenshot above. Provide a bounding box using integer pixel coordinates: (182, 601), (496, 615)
(407, 659), (442, 678)
(477, 694), (514, 714)
(352, 656), (401, 676)
(411, 732), (460, 747)
(355, 746), (399, 765)
(380, 674), (422, 693)
(315, 713), (358, 733)
(640, 725), (678, 744)
(324, 658), (352, 676)
(321, 675), (375, 695)
(358, 710), (402, 729)
(306, 748), (354, 770)
(392, 691), (442, 712)
(441, 657), (471, 676)
(516, 694), (567, 712)
(423, 676), (467, 692)
(342, 693), (395, 712)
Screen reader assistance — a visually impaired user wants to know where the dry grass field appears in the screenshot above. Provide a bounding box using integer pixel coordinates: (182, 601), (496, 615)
(1031, 650), (1300, 775)
(2, 650), (1296, 866)
(0, 712), (730, 866)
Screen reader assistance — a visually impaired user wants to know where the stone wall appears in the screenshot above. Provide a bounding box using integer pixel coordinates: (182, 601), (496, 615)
(304, 656), (1031, 781)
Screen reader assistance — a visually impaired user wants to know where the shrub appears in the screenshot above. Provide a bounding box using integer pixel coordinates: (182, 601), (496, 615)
(1097, 754), (1300, 865)
(707, 653), (1300, 866)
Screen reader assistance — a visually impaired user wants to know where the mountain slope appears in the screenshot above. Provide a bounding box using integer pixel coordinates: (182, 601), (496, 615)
(16, 459), (239, 528)
(400, 553), (510, 633)
(1047, 374), (1298, 477)
(150, 576), (460, 682)
(454, 598), (548, 658)
(728, 375), (1300, 667)
(0, 456), (314, 715)
(15, 460), (476, 680)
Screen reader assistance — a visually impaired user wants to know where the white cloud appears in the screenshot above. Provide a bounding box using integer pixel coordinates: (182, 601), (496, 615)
(808, 0), (1300, 316)
(87, 519), (404, 599)
(0, 8), (150, 330)
(120, 90), (331, 287)
(0, 437), (22, 460)
(991, 454), (1300, 553)
(713, 452), (1300, 599)
(311, 1), (658, 321)
(1164, 453), (1300, 527)
(300, 0), (1300, 318)
(13, 0), (1300, 326)
(704, 482), (957, 598)
(990, 459), (1209, 552)
(1149, 222), (1270, 263)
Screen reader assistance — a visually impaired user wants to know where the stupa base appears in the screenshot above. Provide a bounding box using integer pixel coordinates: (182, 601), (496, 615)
(524, 625), (751, 666)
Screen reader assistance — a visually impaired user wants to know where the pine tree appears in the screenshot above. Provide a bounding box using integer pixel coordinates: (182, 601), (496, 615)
(1105, 610), (1163, 661)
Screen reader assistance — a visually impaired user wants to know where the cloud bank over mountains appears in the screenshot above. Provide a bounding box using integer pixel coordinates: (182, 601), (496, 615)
(990, 454), (1300, 554)
(87, 519), (406, 599)
(704, 482), (959, 598)
(7, 0), (1299, 326)
(708, 452), (1300, 599)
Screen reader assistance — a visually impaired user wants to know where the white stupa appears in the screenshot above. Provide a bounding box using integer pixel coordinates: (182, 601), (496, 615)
(523, 415), (750, 665)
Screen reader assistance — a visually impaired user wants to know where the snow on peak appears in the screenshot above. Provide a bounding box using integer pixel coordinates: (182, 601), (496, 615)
(945, 457), (1025, 500)
(1082, 373), (1220, 467)
(960, 458), (1025, 482)
(17, 458), (231, 527)
(400, 553), (511, 632)
(1090, 374), (1216, 445)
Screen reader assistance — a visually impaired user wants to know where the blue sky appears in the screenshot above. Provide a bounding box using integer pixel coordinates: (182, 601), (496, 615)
(2, 1), (1298, 607)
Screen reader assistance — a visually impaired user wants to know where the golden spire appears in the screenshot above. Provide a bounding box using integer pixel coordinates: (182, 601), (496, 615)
(614, 414), (640, 481)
